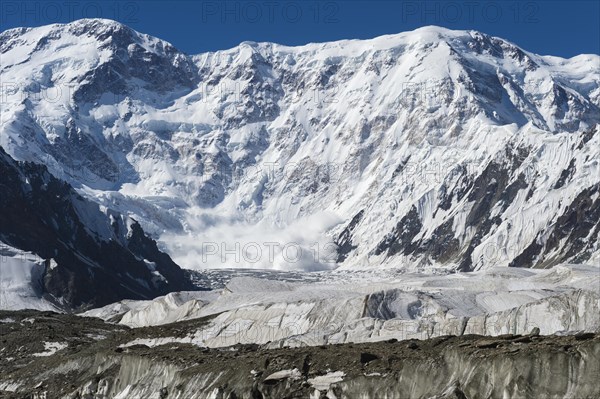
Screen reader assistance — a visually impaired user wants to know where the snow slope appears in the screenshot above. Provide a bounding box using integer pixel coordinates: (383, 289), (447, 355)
(1, 20), (599, 272)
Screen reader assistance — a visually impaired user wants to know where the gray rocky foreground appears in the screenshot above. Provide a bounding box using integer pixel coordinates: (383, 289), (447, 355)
(1, 310), (598, 398)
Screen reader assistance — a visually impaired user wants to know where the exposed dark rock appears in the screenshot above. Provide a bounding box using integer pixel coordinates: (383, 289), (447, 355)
(577, 128), (597, 149)
(511, 184), (600, 268)
(0, 147), (198, 311)
(575, 332), (595, 341)
(553, 159), (576, 189)
(416, 217), (461, 264)
(335, 210), (364, 262)
(374, 206), (422, 257)
(360, 352), (379, 364)
(373, 144), (539, 271)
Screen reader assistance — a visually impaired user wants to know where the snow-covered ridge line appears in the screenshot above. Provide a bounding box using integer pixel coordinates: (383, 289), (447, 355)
(1, 18), (599, 274)
(3, 19), (597, 62)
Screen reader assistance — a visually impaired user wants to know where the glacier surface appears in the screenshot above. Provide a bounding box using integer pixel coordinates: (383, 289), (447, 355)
(84, 263), (600, 348)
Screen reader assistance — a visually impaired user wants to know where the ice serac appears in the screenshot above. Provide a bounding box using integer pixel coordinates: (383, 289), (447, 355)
(0, 245), (59, 311)
(85, 264), (600, 349)
(0, 147), (197, 311)
(1, 20), (599, 271)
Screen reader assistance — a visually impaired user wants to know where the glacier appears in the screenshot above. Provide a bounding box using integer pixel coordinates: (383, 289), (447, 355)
(83, 264), (600, 348)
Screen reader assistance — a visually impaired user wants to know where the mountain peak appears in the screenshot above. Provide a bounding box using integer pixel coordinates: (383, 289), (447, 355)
(0, 18), (180, 58)
(1, 20), (598, 275)
(68, 17), (127, 28)
(0, 18), (129, 41)
(406, 24), (469, 38)
(62, 18), (134, 38)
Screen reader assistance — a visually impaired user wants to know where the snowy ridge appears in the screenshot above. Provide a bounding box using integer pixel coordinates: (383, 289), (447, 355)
(0, 147), (196, 310)
(1, 20), (599, 272)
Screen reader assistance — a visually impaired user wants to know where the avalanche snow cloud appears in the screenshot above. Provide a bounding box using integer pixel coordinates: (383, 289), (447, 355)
(0, 19), (599, 272)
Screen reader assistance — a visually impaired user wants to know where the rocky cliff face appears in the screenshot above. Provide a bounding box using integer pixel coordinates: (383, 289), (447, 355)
(1, 20), (599, 272)
(0, 147), (196, 310)
(1, 310), (598, 399)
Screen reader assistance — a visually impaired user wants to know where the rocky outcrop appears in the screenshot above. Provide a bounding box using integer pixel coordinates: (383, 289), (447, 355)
(0, 310), (598, 399)
(0, 147), (198, 311)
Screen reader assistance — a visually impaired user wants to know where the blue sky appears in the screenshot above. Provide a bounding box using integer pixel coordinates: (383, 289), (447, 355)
(1, 1), (598, 57)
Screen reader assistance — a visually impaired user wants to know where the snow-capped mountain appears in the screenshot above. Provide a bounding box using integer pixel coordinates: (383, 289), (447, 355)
(1, 19), (599, 272)
(0, 147), (196, 310)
